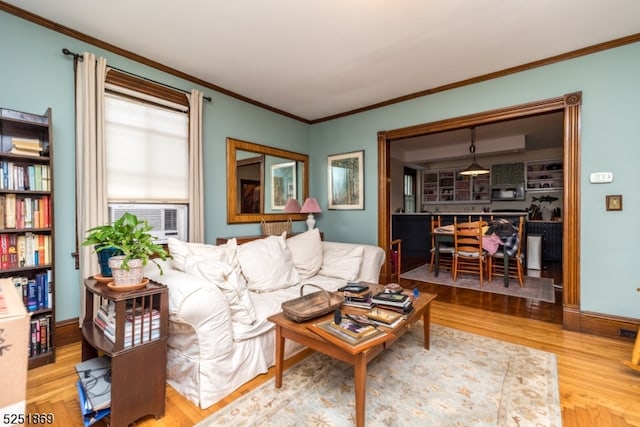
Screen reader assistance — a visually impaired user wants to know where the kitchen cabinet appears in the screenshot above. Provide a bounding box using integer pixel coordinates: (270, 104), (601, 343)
(526, 221), (562, 262)
(422, 169), (490, 204)
(491, 162), (525, 186)
(392, 214), (431, 258)
(526, 159), (563, 192)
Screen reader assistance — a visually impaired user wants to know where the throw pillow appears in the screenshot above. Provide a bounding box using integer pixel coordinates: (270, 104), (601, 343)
(168, 237), (245, 285)
(318, 245), (364, 281)
(184, 258), (257, 325)
(285, 228), (323, 280)
(237, 232), (300, 292)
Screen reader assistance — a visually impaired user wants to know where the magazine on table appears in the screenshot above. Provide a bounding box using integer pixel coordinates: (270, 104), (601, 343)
(75, 356), (111, 411)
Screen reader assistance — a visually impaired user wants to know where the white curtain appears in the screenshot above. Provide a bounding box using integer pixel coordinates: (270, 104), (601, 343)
(75, 52), (108, 323)
(187, 89), (204, 242)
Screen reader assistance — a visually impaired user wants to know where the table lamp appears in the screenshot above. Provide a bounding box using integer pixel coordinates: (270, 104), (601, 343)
(300, 197), (322, 230)
(283, 198), (301, 213)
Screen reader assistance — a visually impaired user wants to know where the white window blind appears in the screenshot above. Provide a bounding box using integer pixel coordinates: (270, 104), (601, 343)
(105, 93), (189, 202)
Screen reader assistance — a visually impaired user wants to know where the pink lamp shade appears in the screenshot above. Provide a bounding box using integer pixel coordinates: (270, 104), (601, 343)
(283, 198), (301, 213)
(300, 197), (321, 230)
(300, 197), (322, 214)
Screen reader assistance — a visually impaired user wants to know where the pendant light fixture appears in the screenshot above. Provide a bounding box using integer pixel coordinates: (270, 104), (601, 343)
(459, 126), (489, 176)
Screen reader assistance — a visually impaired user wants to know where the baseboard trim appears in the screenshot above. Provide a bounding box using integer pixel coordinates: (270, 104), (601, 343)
(564, 307), (639, 341)
(55, 317), (81, 347)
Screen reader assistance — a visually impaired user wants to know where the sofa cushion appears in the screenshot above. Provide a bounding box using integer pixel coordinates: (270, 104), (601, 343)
(237, 232), (300, 292)
(318, 244), (364, 281)
(168, 237), (245, 286)
(184, 259), (257, 325)
(285, 228), (323, 280)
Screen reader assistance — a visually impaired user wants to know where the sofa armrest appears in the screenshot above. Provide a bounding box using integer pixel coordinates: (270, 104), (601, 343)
(357, 244), (386, 283)
(320, 241), (385, 283)
(144, 260), (234, 359)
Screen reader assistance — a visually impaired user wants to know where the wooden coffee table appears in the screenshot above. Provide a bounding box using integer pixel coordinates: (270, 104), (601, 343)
(267, 285), (437, 427)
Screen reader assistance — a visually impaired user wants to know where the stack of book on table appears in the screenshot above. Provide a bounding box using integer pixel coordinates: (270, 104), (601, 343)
(75, 356), (111, 426)
(370, 291), (414, 314)
(94, 300), (161, 348)
(311, 316), (387, 351)
(339, 282), (374, 309)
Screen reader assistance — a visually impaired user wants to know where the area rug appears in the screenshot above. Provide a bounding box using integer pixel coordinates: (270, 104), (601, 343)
(401, 263), (555, 303)
(196, 324), (561, 427)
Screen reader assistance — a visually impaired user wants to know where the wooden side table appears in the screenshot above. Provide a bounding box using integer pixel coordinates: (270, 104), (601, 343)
(81, 278), (168, 427)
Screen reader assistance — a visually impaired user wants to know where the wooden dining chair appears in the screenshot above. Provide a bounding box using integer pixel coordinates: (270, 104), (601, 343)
(487, 216), (525, 286)
(452, 217), (488, 285)
(390, 238), (402, 283)
(429, 216), (454, 273)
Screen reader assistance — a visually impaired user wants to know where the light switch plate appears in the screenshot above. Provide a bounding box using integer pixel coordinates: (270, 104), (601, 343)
(590, 172), (613, 183)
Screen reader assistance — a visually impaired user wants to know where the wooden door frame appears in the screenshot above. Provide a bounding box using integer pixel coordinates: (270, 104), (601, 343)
(377, 92), (581, 331)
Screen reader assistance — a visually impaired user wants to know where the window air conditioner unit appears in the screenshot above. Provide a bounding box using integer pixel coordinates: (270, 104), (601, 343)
(108, 203), (188, 244)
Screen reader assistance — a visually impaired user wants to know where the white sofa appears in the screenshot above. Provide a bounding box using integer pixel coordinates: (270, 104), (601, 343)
(143, 229), (385, 409)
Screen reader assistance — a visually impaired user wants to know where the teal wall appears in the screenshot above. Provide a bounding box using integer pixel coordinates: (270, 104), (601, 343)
(2, 10), (639, 321)
(310, 43), (640, 319)
(0, 11), (309, 320)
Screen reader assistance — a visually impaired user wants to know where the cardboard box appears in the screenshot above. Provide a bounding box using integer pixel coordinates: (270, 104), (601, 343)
(0, 278), (31, 416)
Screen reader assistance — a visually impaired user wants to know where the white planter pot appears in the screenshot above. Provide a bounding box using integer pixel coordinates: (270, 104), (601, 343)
(108, 256), (144, 286)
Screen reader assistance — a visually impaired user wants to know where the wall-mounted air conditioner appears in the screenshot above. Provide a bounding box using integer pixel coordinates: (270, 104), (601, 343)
(108, 203), (188, 244)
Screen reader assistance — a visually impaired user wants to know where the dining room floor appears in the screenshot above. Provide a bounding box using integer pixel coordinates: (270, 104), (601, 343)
(400, 255), (564, 324)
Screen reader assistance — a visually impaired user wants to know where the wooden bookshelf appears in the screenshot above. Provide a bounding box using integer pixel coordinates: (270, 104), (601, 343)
(0, 107), (55, 369)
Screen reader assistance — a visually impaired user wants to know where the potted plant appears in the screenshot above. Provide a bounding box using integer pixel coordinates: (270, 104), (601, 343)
(82, 212), (170, 286)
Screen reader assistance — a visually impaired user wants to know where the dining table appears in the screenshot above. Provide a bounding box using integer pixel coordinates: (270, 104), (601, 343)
(432, 225), (511, 287)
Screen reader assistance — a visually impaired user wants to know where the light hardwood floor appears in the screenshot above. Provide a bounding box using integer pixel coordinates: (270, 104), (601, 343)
(26, 296), (640, 427)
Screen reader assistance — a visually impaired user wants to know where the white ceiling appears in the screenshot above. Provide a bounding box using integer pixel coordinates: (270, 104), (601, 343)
(5, 0), (640, 121)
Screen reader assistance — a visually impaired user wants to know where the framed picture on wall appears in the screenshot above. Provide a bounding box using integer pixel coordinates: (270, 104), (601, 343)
(271, 161), (296, 210)
(328, 150), (364, 210)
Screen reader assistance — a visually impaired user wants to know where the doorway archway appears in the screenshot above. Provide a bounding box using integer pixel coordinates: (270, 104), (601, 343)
(377, 92), (581, 330)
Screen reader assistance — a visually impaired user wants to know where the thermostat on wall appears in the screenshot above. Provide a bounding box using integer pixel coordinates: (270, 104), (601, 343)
(589, 172), (613, 183)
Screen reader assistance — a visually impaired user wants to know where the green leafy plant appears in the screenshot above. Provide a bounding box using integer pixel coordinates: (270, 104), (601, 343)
(82, 212), (170, 274)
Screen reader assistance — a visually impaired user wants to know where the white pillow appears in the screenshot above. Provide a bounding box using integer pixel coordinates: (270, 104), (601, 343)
(285, 228), (323, 280)
(237, 232), (300, 292)
(168, 237), (245, 285)
(184, 258), (257, 325)
(318, 245), (364, 281)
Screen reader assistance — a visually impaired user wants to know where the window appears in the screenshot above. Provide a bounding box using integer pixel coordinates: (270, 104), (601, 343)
(104, 93), (189, 202)
(403, 167), (416, 213)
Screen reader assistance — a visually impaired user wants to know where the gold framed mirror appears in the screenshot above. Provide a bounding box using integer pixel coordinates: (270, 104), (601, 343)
(227, 137), (309, 224)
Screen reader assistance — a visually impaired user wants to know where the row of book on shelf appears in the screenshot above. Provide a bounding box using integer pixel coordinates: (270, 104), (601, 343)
(312, 283), (416, 348)
(10, 270), (53, 312)
(29, 313), (53, 358)
(0, 159), (51, 191)
(1, 194), (52, 229)
(0, 232), (52, 270)
(94, 300), (161, 348)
